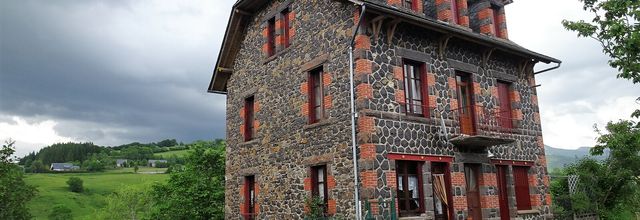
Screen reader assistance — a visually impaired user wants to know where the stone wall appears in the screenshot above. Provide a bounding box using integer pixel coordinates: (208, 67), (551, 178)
(354, 18), (551, 219)
(225, 0), (359, 219)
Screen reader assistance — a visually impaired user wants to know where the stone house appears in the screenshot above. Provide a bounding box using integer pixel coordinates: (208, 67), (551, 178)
(208, 0), (560, 219)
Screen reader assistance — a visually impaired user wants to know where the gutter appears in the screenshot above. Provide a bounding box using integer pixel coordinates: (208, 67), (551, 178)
(349, 2), (366, 219)
(534, 61), (562, 75)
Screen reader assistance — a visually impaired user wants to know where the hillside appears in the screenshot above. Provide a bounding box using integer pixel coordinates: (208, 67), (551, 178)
(544, 145), (609, 170)
(25, 169), (168, 219)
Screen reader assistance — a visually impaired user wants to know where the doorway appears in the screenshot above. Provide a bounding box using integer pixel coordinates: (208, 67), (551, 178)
(496, 165), (510, 220)
(464, 164), (482, 219)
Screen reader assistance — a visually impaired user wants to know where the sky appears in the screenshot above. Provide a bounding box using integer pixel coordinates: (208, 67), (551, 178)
(1, 0), (638, 157)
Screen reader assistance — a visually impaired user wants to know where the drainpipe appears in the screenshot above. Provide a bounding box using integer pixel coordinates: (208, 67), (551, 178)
(349, 3), (366, 220)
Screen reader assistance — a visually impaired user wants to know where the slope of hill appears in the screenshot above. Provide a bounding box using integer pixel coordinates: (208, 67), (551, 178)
(544, 145), (609, 170)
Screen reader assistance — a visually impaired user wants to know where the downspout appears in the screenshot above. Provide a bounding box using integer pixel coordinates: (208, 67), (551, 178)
(349, 3), (366, 220)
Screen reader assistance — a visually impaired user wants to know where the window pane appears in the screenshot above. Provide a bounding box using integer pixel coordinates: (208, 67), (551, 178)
(318, 183), (325, 200)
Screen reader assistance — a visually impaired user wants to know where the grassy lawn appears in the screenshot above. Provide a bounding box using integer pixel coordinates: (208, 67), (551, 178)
(25, 170), (168, 220)
(154, 149), (191, 158)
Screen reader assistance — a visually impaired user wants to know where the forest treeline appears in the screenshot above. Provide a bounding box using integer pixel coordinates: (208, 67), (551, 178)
(17, 139), (209, 173)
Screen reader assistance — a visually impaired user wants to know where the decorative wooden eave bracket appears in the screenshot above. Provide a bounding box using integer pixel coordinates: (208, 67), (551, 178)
(370, 15), (387, 42)
(517, 59), (534, 77)
(482, 48), (496, 67)
(386, 18), (401, 44)
(217, 67), (233, 74)
(438, 35), (453, 59)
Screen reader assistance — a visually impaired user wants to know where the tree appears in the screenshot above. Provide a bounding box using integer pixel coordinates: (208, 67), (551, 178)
(562, 0), (640, 83)
(29, 160), (48, 173)
(150, 141), (225, 219)
(0, 140), (37, 220)
(48, 204), (72, 220)
(134, 164), (139, 173)
(67, 177), (84, 193)
(96, 185), (152, 220)
(554, 120), (640, 218)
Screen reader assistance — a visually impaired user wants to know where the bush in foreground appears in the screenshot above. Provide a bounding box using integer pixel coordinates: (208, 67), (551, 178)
(66, 177), (83, 193)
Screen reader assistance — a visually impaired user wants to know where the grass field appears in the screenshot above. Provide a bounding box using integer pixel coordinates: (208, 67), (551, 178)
(154, 149), (192, 158)
(25, 169), (168, 220)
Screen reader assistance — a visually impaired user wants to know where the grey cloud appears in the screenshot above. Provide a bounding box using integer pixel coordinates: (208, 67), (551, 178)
(1, 0), (231, 147)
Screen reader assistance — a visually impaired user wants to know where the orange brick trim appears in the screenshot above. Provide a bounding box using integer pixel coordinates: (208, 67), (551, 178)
(327, 176), (336, 189)
(354, 35), (371, 50)
(361, 170), (377, 188)
(480, 195), (500, 209)
(323, 95), (333, 109)
(385, 170), (397, 188)
(356, 83), (373, 100)
(355, 59), (372, 76)
(395, 90), (406, 104)
(327, 199), (337, 215)
(360, 144), (376, 160)
(358, 115), (375, 134)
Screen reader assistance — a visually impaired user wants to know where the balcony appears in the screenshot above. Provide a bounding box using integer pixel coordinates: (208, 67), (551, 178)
(448, 105), (516, 149)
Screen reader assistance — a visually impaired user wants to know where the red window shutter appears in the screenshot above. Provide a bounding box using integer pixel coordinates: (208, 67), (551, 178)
(513, 166), (532, 210)
(493, 8), (501, 37)
(497, 81), (512, 129)
(282, 10), (290, 48)
(244, 97), (254, 141)
(451, 0), (459, 24)
(267, 18), (276, 56)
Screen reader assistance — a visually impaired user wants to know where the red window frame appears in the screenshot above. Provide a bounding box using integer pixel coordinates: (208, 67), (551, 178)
(243, 176), (256, 220)
(451, 0), (459, 24)
(493, 7), (501, 37)
(308, 67), (325, 124)
(311, 165), (329, 214)
(513, 166), (532, 210)
(403, 0), (417, 11)
(402, 60), (429, 117)
(497, 81), (513, 129)
(281, 9), (291, 48)
(244, 96), (255, 141)
(267, 18), (276, 57)
(396, 160), (425, 216)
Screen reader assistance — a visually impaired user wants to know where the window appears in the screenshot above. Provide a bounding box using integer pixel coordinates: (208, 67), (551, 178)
(402, 60), (428, 117)
(492, 7), (501, 37)
(244, 176), (256, 220)
(403, 0), (415, 11)
(308, 67), (325, 124)
(267, 17), (276, 57)
(281, 9), (291, 49)
(431, 162), (452, 220)
(396, 160), (424, 216)
(513, 166), (532, 210)
(450, 0), (459, 24)
(311, 165), (328, 213)
(244, 96), (255, 141)
(497, 81), (513, 129)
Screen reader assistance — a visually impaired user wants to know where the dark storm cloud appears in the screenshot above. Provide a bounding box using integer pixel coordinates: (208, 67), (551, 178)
(0, 0), (231, 146)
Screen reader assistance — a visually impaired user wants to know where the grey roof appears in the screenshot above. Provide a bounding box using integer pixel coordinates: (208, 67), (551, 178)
(148, 160), (168, 163)
(116, 159), (128, 164)
(50, 163), (74, 170)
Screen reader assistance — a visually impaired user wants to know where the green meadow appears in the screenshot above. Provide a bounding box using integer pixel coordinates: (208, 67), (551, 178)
(25, 169), (168, 220)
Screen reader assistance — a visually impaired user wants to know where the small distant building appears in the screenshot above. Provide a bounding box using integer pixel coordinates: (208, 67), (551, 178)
(50, 163), (79, 171)
(116, 159), (128, 167)
(147, 160), (167, 167)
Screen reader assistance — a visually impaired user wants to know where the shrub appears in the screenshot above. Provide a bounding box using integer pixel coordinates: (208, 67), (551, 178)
(48, 204), (72, 220)
(66, 177), (83, 193)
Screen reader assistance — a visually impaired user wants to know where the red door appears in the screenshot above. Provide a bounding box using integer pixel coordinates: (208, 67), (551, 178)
(464, 164), (482, 219)
(497, 82), (512, 129)
(457, 74), (475, 135)
(497, 166), (510, 220)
